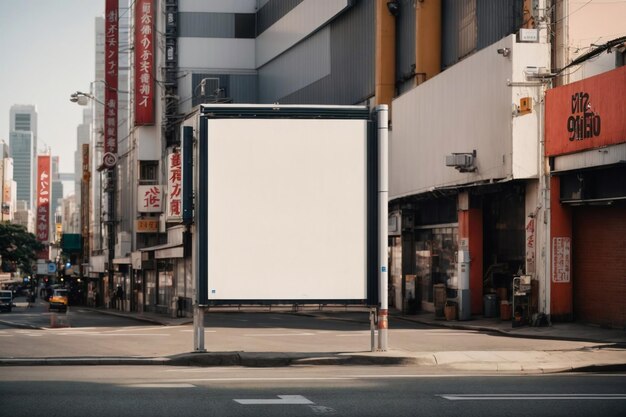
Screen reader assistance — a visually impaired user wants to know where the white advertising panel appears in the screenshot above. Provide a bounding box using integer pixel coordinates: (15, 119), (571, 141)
(204, 114), (369, 301)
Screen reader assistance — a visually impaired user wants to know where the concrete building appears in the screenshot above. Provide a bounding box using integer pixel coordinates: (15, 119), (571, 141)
(0, 141), (16, 223)
(13, 200), (34, 234)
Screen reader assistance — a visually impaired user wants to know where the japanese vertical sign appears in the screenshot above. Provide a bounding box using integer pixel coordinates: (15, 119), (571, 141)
(104, 0), (118, 168)
(166, 150), (182, 221)
(552, 237), (571, 283)
(36, 156), (51, 242)
(134, 0), (155, 125)
(137, 185), (163, 212)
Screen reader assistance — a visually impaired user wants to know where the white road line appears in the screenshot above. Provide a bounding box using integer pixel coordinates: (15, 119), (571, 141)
(241, 332), (314, 336)
(45, 332), (170, 336)
(124, 383), (196, 388)
(234, 395), (314, 405)
(439, 394), (626, 401)
(180, 329), (216, 333)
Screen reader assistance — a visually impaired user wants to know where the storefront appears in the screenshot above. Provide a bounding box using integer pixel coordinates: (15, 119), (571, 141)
(389, 181), (529, 318)
(546, 66), (626, 328)
(138, 225), (192, 317)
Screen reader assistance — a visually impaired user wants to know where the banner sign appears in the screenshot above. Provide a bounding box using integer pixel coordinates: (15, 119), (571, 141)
(104, 0), (119, 167)
(134, 0), (155, 125)
(166, 150), (182, 221)
(36, 156), (51, 242)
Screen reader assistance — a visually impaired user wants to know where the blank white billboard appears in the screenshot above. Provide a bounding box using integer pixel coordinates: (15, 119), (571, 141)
(204, 115), (369, 302)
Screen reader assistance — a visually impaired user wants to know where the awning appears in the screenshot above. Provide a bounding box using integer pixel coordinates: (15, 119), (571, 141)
(140, 242), (184, 259)
(113, 257), (131, 265)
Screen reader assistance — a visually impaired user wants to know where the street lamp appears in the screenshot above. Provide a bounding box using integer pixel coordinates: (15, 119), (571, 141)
(70, 91), (103, 106)
(70, 86), (116, 310)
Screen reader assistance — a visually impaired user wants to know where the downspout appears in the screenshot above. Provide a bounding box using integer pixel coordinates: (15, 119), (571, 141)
(375, 0), (396, 114)
(538, 0), (552, 321)
(415, 0), (441, 85)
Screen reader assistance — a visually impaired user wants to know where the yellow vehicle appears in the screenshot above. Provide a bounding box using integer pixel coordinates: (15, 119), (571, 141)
(48, 288), (68, 312)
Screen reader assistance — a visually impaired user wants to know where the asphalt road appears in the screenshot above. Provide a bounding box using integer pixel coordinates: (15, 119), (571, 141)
(1, 366), (625, 417)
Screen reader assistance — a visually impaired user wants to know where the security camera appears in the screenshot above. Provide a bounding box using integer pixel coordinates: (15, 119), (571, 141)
(387, 1), (399, 17)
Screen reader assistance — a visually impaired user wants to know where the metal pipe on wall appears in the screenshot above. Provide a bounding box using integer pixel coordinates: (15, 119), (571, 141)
(376, 105), (389, 352)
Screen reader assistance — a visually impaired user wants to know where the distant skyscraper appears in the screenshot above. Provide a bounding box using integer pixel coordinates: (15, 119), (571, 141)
(9, 130), (35, 209)
(9, 105), (38, 211)
(10, 104), (38, 138)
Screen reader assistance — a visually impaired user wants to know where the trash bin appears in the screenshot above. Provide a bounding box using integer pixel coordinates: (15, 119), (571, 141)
(433, 284), (446, 317)
(483, 294), (498, 318)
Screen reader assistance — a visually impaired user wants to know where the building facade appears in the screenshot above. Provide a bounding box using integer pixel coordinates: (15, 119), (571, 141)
(80, 0), (625, 325)
(546, 66), (626, 328)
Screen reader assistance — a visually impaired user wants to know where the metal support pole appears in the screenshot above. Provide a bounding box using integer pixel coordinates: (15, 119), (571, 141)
(107, 169), (115, 309)
(369, 308), (377, 352)
(376, 105), (389, 352)
(193, 304), (205, 352)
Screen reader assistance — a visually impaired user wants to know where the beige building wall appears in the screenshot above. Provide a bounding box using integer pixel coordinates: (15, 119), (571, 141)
(556, 0), (626, 84)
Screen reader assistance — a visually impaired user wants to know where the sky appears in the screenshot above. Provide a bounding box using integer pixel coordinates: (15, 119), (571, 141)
(0, 0), (104, 196)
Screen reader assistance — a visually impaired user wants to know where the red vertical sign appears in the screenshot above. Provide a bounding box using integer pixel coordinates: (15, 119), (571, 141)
(104, 0), (119, 168)
(135, 0), (155, 125)
(36, 156), (51, 242)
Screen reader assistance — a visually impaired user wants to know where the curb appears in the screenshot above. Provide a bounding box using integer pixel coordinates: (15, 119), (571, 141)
(1, 353), (624, 372)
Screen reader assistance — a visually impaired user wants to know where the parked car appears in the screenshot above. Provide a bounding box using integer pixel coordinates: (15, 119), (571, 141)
(48, 288), (68, 312)
(0, 290), (13, 312)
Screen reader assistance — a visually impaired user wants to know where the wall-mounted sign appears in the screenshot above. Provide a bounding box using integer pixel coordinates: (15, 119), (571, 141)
(134, 0), (155, 125)
(104, 0), (119, 167)
(136, 218), (159, 233)
(546, 66), (626, 156)
(137, 185), (162, 213)
(552, 237), (571, 283)
(36, 156), (51, 242)
(166, 150), (182, 221)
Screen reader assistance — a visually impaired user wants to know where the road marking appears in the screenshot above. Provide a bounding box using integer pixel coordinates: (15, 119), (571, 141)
(180, 329), (216, 333)
(234, 395), (314, 405)
(243, 332), (315, 337)
(439, 394), (626, 401)
(124, 383), (196, 388)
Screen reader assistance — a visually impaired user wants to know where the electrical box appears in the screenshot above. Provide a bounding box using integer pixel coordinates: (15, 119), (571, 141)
(519, 97), (532, 115)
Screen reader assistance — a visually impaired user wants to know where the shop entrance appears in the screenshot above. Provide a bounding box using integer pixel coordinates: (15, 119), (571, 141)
(481, 187), (526, 310)
(573, 204), (626, 328)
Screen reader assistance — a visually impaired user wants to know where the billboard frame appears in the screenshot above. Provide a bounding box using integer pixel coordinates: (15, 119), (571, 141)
(195, 104), (380, 306)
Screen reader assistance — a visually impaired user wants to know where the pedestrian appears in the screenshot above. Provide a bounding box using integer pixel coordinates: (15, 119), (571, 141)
(116, 285), (124, 310)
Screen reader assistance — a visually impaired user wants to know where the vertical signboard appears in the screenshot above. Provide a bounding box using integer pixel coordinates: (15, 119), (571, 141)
(134, 0), (155, 125)
(36, 156), (51, 242)
(552, 237), (571, 283)
(104, 0), (118, 168)
(166, 150), (182, 221)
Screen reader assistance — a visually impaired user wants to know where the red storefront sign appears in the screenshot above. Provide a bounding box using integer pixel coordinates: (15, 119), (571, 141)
(166, 150), (182, 220)
(134, 0), (155, 125)
(104, 0), (119, 168)
(36, 156), (51, 242)
(546, 66), (626, 157)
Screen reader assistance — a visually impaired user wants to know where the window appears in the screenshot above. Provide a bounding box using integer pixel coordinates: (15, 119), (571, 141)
(139, 161), (159, 184)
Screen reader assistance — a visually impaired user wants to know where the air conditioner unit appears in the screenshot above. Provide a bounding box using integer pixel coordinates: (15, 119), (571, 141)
(445, 151), (477, 172)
